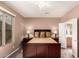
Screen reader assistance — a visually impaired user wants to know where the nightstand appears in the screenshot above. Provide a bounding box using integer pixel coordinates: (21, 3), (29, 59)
(22, 37), (33, 45)
(52, 37), (59, 42)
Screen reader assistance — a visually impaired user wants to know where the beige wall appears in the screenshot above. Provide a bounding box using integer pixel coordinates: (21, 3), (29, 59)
(0, 2), (24, 57)
(61, 5), (79, 22)
(24, 17), (61, 33)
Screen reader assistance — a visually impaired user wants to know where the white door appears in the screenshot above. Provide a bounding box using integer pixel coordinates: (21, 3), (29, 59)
(72, 18), (78, 57)
(59, 23), (66, 48)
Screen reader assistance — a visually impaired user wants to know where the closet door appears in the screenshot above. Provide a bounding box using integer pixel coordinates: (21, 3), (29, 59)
(59, 23), (66, 48)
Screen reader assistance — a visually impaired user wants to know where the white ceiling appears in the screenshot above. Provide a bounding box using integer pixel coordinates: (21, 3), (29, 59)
(3, 1), (79, 17)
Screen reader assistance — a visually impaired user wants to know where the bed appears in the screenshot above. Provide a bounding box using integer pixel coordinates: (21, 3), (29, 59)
(23, 29), (61, 58)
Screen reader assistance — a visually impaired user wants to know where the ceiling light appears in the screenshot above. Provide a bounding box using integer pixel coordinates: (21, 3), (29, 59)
(34, 1), (50, 9)
(38, 1), (50, 9)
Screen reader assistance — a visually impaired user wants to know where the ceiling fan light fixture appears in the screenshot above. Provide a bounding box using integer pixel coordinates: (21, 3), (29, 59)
(38, 1), (50, 9)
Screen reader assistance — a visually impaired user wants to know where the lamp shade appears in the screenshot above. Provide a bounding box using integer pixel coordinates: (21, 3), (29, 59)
(54, 30), (57, 34)
(27, 30), (30, 34)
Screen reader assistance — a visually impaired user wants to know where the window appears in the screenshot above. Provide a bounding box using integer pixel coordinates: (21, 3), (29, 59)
(5, 13), (12, 44)
(0, 10), (14, 46)
(0, 11), (3, 46)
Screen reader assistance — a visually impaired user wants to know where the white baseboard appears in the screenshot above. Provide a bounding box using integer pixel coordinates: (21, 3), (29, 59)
(5, 47), (21, 58)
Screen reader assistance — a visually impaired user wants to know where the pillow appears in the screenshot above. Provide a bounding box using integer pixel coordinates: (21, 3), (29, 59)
(34, 32), (39, 38)
(46, 32), (51, 37)
(40, 32), (45, 38)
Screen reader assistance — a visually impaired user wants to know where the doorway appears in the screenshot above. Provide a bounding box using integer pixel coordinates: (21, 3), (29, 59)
(59, 22), (72, 48)
(66, 24), (72, 48)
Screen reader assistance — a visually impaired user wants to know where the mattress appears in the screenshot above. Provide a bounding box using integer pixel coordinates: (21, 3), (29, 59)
(27, 38), (57, 43)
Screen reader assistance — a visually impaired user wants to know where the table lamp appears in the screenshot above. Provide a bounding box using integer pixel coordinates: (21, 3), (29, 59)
(27, 30), (30, 39)
(54, 31), (57, 38)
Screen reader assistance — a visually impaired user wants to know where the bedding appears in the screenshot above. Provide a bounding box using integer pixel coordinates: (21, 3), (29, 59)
(27, 38), (57, 43)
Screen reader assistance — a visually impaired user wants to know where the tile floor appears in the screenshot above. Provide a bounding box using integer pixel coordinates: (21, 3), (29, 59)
(61, 48), (73, 58)
(10, 48), (73, 58)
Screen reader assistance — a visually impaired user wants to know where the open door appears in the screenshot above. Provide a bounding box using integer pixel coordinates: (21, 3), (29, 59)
(72, 18), (78, 57)
(59, 23), (66, 48)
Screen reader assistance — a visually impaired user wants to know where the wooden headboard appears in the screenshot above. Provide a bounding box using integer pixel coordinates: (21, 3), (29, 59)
(34, 29), (51, 38)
